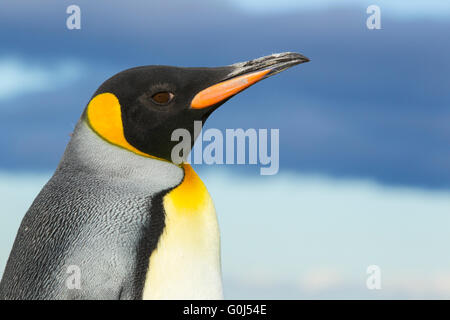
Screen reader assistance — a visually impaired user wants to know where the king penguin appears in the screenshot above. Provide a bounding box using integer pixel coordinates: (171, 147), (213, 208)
(0, 52), (309, 300)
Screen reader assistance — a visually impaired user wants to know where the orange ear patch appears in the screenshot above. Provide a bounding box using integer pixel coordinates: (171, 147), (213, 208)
(86, 93), (154, 158)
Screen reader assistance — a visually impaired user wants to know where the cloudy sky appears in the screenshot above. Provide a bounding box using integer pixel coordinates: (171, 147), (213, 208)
(0, 0), (449, 298)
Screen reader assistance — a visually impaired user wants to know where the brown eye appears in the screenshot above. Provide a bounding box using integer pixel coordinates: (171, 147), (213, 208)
(151, 91), (174, 105)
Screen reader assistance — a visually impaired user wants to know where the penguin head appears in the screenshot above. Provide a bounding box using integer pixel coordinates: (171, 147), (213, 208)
(84, 52), (309, 162)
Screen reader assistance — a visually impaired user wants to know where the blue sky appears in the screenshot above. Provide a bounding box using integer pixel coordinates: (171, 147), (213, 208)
(1, 0), (449, 187)
(0, 0), (449, 299)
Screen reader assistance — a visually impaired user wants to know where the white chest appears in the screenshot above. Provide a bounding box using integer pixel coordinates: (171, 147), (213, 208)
(142, 164), (223, 300)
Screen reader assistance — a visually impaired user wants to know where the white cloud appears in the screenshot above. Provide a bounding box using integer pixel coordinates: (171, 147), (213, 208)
(1, 169), (450, 298)
(203, 168), (450, 298)
(231, 0), (450, 18)
(299, 267), (343, 292)
(0, 57), (83, 101)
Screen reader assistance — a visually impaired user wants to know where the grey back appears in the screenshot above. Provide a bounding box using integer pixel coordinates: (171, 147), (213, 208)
(0, 120), (183, 299)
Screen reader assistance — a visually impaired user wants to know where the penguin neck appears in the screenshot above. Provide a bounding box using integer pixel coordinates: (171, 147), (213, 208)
(60, 119), (223, 299)
(58, 119), (184, 189)
(143, 163), (223, 299)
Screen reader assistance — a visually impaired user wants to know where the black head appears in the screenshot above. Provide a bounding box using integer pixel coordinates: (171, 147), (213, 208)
(84, 52), (309, 162)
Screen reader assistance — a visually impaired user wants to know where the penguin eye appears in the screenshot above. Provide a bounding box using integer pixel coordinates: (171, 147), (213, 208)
(151, 91), (174, 105)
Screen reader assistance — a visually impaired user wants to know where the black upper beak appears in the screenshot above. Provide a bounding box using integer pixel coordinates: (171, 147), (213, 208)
(226, 52), (310, 80)
(191, 52), (309, 109)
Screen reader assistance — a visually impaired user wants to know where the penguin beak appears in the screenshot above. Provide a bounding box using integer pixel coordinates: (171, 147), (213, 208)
(190, 52), (309, 109)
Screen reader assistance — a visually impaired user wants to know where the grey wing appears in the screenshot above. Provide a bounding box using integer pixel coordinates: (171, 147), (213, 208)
(0, 170), (166, 300)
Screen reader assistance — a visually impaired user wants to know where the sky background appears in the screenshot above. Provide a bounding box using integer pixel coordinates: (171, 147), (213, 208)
(0, 0), (449, 299)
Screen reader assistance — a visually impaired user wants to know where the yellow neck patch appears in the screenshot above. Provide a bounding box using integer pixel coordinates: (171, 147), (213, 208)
(86, 92), (155, 158)
(142, 163), (222, 299)
(166, 163), (209, 212)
